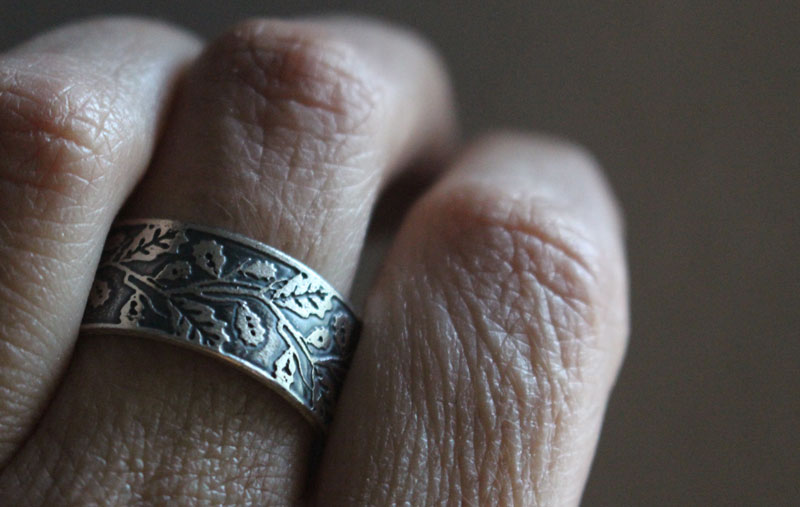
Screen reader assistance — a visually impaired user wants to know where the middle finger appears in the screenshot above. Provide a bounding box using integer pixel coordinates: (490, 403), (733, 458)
(4, 17), (455, 504)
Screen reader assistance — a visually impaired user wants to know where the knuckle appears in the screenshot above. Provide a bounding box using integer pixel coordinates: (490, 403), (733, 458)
(192, 19), (390, 247)
(428, 173), (605, 383)
(206, 19), (385, 140)
(0, 58), (121, 211)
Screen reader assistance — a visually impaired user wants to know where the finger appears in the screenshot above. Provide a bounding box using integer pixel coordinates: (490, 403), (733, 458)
(127, 16), (456, 290)
(316, 133), (629, 505)
(0, 18), (456, 504)
(0, 18), (199, 464)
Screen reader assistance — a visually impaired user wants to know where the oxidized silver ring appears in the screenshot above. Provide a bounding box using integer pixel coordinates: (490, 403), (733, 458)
(81, 219), (360, 430)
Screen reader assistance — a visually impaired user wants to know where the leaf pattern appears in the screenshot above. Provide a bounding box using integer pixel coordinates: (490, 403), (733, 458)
(274, 347), (298, 388)
(241, 259), (277, 281)
(155, 260), (192, 281)
(170, 297), (230, 346)
(85, 221), (359, 426)
(121, 224), (187, 262)
(235, 302), (266, 346)
(272, 274), (333, 318)
(193, 240), (226, 278)
(119, 290), (145, 325)
(305, 327), (331, 349)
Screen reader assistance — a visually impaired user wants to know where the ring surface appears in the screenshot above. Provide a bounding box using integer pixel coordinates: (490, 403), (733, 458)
(81, 219), (360, 430)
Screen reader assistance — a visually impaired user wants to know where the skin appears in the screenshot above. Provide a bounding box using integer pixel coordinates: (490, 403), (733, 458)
(0, 16), (628, 506)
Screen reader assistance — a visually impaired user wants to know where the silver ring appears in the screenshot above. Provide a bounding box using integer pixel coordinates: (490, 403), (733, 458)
(81, 219), (360, 430)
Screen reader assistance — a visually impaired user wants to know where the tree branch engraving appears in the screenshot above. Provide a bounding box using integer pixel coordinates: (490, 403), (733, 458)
(85, 221), (357, 423)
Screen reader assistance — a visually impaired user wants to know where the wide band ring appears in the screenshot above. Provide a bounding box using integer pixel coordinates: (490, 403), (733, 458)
(81, 219), (360, 430)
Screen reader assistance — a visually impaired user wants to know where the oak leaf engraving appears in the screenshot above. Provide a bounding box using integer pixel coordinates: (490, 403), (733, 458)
(193, 240), (225, 277)
(155, 260), (192, 281)
(169, 297), (230, 346)
(274, 347), (298, 388)
(272, 274), (333, 319)
(241, 259), (277, 281)
(235, 302), (266, 346)
(119, 290), (145, 325)
(122, 225), (187, 262)
(305, 327), (331, 349)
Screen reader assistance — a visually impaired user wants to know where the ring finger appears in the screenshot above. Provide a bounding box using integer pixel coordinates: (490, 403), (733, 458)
(1, 17), (455, 505)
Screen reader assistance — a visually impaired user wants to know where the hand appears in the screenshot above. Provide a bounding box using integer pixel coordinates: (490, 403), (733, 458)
(0, 17), (628, 505)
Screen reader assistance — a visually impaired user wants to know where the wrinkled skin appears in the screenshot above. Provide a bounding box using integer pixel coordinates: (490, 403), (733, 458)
(0, 17), (627, 506)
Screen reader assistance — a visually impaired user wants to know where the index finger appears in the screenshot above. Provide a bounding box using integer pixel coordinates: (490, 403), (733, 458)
(0, 18), (199, 464)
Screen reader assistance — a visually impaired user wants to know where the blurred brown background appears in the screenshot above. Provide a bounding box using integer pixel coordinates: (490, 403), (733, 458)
(3, 1), (798, 504)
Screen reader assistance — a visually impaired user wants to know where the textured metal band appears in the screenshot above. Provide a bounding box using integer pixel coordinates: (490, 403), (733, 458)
(81, 219), (359, 430)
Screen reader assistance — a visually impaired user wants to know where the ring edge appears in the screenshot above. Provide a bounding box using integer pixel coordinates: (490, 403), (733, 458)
(80, 323), (327, 432)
